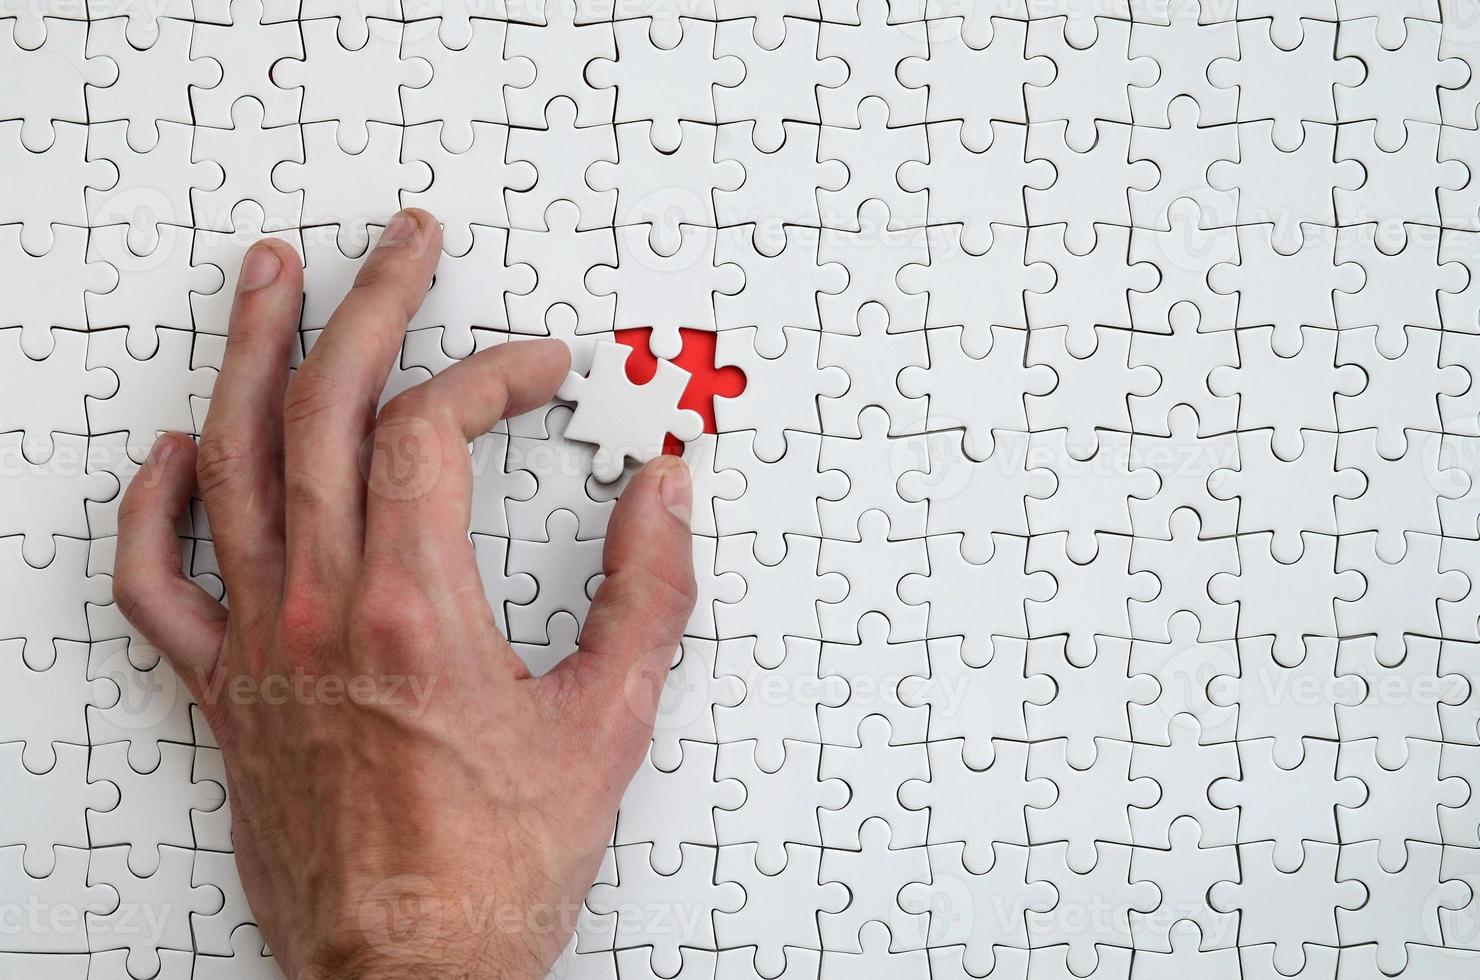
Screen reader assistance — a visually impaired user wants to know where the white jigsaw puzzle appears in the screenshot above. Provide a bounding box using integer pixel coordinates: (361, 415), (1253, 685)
(6, 1), (1480, 978)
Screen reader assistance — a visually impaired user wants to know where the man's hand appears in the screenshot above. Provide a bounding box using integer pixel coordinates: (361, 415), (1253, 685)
(111, 209), (697, 980)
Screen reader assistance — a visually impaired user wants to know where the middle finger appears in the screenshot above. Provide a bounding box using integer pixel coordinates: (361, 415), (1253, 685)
(281, 209), (443, 589)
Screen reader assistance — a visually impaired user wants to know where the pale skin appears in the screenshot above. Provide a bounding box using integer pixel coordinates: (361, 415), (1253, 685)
(112, 208), (698, 980)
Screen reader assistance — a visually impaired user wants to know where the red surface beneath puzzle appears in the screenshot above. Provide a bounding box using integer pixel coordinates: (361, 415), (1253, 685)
(615, 327), (748, 456)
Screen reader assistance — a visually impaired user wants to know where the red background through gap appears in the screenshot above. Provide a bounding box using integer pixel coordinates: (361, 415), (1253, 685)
(614, 327), (749, 457)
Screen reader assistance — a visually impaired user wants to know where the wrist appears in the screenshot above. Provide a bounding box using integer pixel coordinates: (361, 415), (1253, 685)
(296, 948), (498, 980)
(277, 860), (580, 980)
(290, 922), (499, 980)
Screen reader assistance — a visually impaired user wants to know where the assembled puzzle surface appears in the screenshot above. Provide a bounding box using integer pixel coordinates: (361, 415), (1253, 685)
(8, 0), (1480, 975)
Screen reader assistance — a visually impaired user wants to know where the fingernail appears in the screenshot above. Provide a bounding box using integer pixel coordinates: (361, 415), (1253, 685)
(148, 435), (178, 464)
(381, 210), (418, 245)
(658, 456), (692, 527)
(238, 242), (282, 292)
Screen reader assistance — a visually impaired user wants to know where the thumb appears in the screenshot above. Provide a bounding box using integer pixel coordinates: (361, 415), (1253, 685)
(541, 455), (696, 744)
(113, 433), (229, 701)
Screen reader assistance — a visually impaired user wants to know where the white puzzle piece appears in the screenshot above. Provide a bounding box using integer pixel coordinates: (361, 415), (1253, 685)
(13, 4), (1480, 976)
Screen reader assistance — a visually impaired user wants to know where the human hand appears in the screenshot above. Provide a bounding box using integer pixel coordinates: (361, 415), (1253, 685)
(111, 209), (697, 980)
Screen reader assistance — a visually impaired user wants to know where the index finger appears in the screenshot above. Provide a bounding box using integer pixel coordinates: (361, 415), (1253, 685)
(362, 339), (571, 575)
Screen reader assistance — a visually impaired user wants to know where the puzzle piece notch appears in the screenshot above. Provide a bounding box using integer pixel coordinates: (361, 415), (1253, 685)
(587, 16), (743, 153)
(269, 17), (432, 153)
(1, 18), (118, 153)
(584, 223), (746, 360)
(1210, 840), (1364, 975)
(0, 120), (118, 256)
(1210, 736), (1365, 873)
(0, 742), (119, 877)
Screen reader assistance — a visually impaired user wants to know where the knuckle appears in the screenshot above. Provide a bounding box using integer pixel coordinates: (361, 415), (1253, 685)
(347, 267), (421, 326)
(282, 368), (347, 429)
(633, 563), (700, 622)
(115, 481), (152, 529)
(111, 569), (149, 621)
(605, 563), (698, 633)
(281, 464), (337, 515)
(352, 580), (437, 654)
(277, 590), (337, 660)
(378, 387), (436, 427)
(195, 432), (252, 498)
(351, 252), (397, 291)
(227, 292), (290, 350)
(466, 363), (511, 416)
